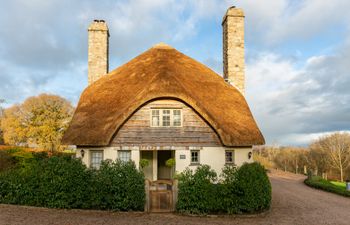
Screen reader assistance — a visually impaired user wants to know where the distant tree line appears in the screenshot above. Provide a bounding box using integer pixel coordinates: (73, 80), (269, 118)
(254, 133), (350, 182)
(0, 94), (74, 152)
(0, 98), (5, 144)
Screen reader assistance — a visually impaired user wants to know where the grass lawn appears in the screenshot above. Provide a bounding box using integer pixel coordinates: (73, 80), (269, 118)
(304, 176), (350, 197)
(330, 181), (346, 189)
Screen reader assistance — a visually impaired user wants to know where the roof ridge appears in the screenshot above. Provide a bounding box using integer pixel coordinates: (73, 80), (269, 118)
(152, 42), (174, 49)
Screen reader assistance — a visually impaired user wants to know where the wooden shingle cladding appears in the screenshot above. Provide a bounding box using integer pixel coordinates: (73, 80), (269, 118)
(112, 100), (222, 147)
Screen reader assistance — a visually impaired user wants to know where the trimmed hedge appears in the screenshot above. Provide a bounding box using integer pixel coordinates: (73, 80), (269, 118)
(176, 165), (221, 214)
(176, 162), (271, 214)
(233, 163), (272, 212)
(304, 176), (350, 197)
(89, 160), (145, 210)
(0, 156), (145, 210)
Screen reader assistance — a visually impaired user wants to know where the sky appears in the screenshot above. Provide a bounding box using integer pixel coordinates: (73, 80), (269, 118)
(0, 0), (350, 146)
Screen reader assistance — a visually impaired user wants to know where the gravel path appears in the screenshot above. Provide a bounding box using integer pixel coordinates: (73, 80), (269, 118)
(1, 170), (349, 225)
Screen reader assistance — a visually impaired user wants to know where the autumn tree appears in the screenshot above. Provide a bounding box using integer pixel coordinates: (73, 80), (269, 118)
(307, 143), (330, 177)
(1, 94), (74, 152)
(312, 133), (350, 182)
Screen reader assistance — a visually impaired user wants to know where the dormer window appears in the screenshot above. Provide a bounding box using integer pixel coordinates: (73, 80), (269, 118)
(151, 109), (182, 127)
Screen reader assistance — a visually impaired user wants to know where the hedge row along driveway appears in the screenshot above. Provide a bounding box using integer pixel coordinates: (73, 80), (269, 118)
(0, 156), (145, 210)
(1, 170), (350, 225)
(176, 163), (271, 214)
(0, 151), (271, 214)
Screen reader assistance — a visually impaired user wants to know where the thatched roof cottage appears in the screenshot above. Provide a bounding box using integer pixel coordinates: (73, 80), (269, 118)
(62, 6), (264, 181)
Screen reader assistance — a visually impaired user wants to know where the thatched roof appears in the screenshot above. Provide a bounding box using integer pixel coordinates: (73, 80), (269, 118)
(62, 43), (265, 147)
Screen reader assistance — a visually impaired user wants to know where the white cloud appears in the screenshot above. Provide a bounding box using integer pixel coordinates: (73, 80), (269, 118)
(246, 40), (350, 145)
(282, 130), (350, 146)
(237, 0), (350, 45)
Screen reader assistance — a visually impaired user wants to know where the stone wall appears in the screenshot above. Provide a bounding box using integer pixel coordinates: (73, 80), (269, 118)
(88, 20), (109, 85)
(222, 7), (245, 95)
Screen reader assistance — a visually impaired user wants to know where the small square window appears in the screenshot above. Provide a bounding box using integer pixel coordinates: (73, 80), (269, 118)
(118, 150), (131, 162)
(191, 150), (200, 164)
(225, 150), (234, 164)
(91, 150), (104, 169)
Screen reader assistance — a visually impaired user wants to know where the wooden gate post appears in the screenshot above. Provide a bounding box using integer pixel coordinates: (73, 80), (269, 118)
(172, 179), (178, 211)
(144, 179), (150, 212)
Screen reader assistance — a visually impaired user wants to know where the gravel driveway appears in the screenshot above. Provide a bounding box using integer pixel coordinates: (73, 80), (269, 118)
(1, 170), (349, 225)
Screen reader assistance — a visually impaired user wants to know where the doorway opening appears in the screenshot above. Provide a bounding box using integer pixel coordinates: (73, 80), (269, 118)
(157, 150), (174, 180)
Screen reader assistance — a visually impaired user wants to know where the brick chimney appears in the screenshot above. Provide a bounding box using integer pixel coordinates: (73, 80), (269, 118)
(222, 7), (245, 95)
(88, 20), (109, 85)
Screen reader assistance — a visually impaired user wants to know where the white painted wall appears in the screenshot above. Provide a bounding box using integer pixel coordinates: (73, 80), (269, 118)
(175, 147), (253, 176)
(77, 146), (253, 177)
(152, 151), (158, 181)
(201, 147), (225, 175)
(131, 147), (140, 169)
(104, 147), (118, 161)
(234, 147), (254, 166)
(175, 149), (191, 174)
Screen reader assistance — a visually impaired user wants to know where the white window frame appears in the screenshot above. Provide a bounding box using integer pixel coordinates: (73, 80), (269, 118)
(90, 150), (104, 169)
(225, 150), (235, 164)
(118, 150), (131, 162)
(190, 150), (200, 164)
(151, 109), (160, 127)
(150, 109), (183, 127)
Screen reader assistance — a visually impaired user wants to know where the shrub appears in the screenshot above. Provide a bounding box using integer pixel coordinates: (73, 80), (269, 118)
(89, 160), (145, 211)
(0, 156), (92, 208)
(0, 156), (145, 210)
(304, 176), (350, 197)
(176, 163), (271, 214)
(233, 163), (271, 213)
(176, 165), (219, 214)
(220, 165), (239, 214)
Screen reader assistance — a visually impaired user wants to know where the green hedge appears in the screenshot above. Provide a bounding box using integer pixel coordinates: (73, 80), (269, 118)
(89, 160), (145, 210)
(304, 176), (350, 197)
(176, 162), (271, 214)
(0, 156), (145, 210)
(176, 165), (221, 214)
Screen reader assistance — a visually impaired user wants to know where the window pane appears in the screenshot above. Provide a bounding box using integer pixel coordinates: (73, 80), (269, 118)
(162, 110), (171, 127)
(152, 116), (159, 126)
(191, 151), (199, 163)
(118, 151), (131, 162)
(91, 151), (103, 169)
(173, 109), (181, 126)
(151, 110), (160, 126)
(225, 151), (233, 163)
